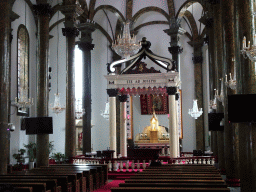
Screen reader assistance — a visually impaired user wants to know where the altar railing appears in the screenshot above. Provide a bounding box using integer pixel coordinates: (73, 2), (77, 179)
(71, 155), (215, 172)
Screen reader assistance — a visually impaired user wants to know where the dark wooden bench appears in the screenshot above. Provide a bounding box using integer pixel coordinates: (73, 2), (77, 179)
(136, 172), (221, 177)
(124, 179), (225, 184)
(0, 178), (60, 192)
(26, 169), (81, 192)
(37, 166), (93, 192)
(110, 187), (231, 191)
(0, 175), (72, 192)
(129, 175), (223, 180)
(48, 165), (99, 190)
(0, 182), (49, 192)
(119, 182), (228, 188)
(14, 187), (33, 192)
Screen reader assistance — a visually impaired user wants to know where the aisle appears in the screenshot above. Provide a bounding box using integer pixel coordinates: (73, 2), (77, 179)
(93, 180), (125, 192)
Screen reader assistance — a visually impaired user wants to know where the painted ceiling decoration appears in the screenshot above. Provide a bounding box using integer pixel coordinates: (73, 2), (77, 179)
(107, 37), (175, 74)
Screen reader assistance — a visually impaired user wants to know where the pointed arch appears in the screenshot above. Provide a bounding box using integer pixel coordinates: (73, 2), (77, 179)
(184, 10), (199, 40)
(132, 7), (169, 24)
(93, 5), (125, 22)
(176, 0), (205, 19)
(133, 21), (169, 32)
(88, 0), (96, 20)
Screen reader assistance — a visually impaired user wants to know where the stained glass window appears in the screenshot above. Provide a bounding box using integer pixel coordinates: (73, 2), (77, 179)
(17, 25), (29, 115)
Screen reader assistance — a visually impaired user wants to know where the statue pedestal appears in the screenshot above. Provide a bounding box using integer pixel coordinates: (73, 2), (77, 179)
(150, 130), (158, 143)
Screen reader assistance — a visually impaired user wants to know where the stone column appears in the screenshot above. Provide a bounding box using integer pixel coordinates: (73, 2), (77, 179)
(0, 0), (11, 175)
(237, 0), (256, 191)
(176, 93), (180, 156)
(77, 21), (95, 154)
(107, 89), (118, 158)
(167, 87), (178, 158)
(188, 40), (205, 151)
(164, 18), (186, 72)
(119, 95), (127, 157)
(34, 3), (52, 167)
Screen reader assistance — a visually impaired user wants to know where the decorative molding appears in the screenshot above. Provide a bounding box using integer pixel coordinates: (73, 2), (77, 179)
(62, 27), (79, 37)
(119, 95), (128, 102)
(107, 89), (119, 97)
(33, 4), (53, 16)
(192, 56), (203, 64)
(168, 46), (183, 54)
(123, 62), (161, 74)
(166, 87), (177, 95)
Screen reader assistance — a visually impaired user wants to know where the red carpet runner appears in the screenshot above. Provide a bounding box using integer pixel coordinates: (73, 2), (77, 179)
(93, 180), (125, 192)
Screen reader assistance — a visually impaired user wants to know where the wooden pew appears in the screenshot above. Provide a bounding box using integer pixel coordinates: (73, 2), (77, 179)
(0, 182), (49, 192)
(124, 179), (225, 184)
(50, 164), (108, 186)
(0, 175), (72, 192)
(26, 169), (81, 192)
(36, 166), (92, 192)
(49, 165), (101, 190)
(118, 182), (228, 188)
(14, 187), (33, 192)
(0, 178), (60, 192)
(129, 175), (223, 180)
(111, 187), (230, 191)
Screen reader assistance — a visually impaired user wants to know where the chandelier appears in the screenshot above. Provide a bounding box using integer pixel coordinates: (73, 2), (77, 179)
(50, 1), (65, 115)
(75, 98), (85, 119)
(14, 2), (34, 111)
(112, 22), (141, 59)
(101, 102), (109, 120)
(241, 35), (256, 62)
(188, 99), (203, 119)
(225, 58), (236, 90)
(216, 78), (224, 105)
(209, 89), (217, 111)
(51, 93), (65, 115)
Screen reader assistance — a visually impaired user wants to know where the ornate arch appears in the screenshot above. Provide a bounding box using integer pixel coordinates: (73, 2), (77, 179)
(133, 21), (169, 32)
(176, 0), (205, 19)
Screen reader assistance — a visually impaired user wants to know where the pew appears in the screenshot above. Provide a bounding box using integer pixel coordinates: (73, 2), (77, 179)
(0, 175), (72, 192)
(124, 179), (225, 184)
(0, 182), (49, 192)
(111, 187), (230, 191)
(14, 187), (33, 192)
(129, 175), (223, 180)
(26, 169), (82, 192)
(0, 178), (60, 192)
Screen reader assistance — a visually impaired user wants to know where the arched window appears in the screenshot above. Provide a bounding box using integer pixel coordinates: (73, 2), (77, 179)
(17, 25), (29, 115)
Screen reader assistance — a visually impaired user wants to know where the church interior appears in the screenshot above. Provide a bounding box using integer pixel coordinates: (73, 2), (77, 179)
(0, 0), (256, 191)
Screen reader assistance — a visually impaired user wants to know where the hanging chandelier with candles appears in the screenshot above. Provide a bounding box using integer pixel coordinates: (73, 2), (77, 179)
(225, 58), (236, 90)
(50, 0), (65, 115)
(101, 101), (109, 120)
(14, 2), (34, 111)
(241, 35), (256, 62)
(112, 21), (142, 59)
(188, 99), (203, 119)
(216, 78), (224, 105)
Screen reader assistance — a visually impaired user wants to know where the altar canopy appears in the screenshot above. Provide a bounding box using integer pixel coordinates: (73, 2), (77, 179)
(105, 37), (180, 158)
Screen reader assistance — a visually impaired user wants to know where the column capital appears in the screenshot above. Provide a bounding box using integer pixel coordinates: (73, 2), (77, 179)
(107, 89), (119, 97)
(77, 42), (94, 51)
(62, 27), (79, 37)
(119, 95), (128, 102)
(33, 4), (53, 17)
(168, 46), (183, 54)
(166, 87), (177, 95)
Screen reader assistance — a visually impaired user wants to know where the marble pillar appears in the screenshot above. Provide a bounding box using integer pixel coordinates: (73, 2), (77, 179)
(167, 87), (178, 158)
(0, 0), (11, 174)
(107, 89), (118, 158)
(119, 95), (127, 157)
(77, 22), (95, 154)
(34, 3), (52, 167)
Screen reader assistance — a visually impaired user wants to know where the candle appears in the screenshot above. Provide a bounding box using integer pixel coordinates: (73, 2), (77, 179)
(248, 41), (250, 48)
(243, 36), (246, 48)
(230, 73), (232, 80)
(225, 74), (228, 82)
(254, 34), (256, 46)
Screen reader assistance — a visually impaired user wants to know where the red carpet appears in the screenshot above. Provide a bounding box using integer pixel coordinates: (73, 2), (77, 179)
(93, 180), (125, 192)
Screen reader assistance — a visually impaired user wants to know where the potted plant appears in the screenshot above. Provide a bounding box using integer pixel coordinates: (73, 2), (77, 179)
(13, 149), (26, 170)
(24, 142), (36, 169)
(52, 152), (65, 164)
